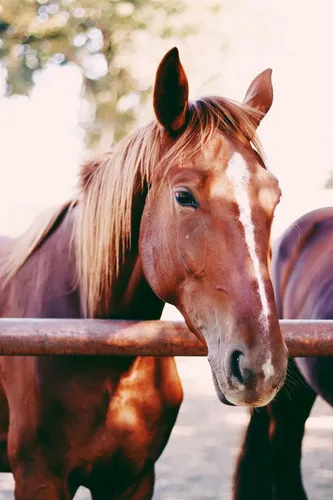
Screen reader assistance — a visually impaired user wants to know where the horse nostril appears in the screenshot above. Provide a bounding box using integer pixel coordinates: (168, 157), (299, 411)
(230, 350), (244, 385)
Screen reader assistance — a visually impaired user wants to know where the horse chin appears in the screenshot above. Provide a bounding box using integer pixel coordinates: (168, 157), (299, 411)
(210, 367), (235, 406)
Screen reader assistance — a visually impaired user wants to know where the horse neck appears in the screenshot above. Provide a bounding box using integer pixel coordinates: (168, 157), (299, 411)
(0, 208), (80, 318)
(112, 253), (164, 320)
(0, 192), (163, 321)
(84, 184), (164, 320)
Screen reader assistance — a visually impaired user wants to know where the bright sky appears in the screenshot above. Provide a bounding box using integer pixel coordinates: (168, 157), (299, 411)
(0, 63), (84, 234)
(0, 0), (332, 249)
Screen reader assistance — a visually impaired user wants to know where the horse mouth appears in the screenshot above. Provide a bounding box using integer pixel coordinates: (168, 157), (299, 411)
(210, 366), (235, 406)
(210, 362), (283, 408)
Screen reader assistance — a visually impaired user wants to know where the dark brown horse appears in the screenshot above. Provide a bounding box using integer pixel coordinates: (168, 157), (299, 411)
(234, 206), (333, 500)
(0, 48), (287, 499)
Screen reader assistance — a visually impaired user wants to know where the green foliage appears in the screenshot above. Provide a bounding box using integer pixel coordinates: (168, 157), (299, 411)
(0, 0), (188, 144)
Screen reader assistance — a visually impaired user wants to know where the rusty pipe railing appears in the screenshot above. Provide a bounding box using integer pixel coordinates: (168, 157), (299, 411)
(0, 319), (331, 356)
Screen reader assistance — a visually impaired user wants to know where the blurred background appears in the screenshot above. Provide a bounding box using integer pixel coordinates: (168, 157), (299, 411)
(1, 0), (333, 239)
(1, 0), (333, 499)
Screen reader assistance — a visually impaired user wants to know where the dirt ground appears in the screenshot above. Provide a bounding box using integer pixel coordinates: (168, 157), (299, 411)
(0, 357), (332, 500)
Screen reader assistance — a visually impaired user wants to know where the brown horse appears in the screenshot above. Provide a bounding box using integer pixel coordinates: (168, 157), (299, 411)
(234, 206), (333, 500)
(0, 48), (287, 499)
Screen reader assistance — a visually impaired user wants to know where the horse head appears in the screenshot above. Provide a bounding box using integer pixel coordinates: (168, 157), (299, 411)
(140, 48), (288, 407)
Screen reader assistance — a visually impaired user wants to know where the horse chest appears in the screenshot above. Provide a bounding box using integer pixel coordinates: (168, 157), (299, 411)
(79, 357), (182, 471)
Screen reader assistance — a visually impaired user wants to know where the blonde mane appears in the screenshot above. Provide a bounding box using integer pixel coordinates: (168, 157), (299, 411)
(1, 96), (265, 318)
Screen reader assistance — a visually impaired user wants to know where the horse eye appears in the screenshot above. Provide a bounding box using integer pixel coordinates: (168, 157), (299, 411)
(174, 190), (199, 208)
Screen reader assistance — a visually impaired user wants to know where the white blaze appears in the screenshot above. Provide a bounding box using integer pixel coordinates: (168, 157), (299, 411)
(226, 152), (270, 330)
(262, 356), (274, 381)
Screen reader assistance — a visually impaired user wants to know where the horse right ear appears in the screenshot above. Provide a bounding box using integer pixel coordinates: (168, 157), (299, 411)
(153, 48), (189, 133)
(243, 69), (273, 128)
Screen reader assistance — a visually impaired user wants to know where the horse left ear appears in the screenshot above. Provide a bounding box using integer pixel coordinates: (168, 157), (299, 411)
(243, 69), (273, 128)
(153, 47), (189, 133)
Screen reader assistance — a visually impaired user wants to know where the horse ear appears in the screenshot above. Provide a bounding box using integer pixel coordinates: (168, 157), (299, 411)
(243, 69), (273, 128)
(153, 47), (189, 133)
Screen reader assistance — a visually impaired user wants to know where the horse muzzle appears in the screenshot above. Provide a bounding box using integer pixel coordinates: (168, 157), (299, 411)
(208, 343), (288, 407)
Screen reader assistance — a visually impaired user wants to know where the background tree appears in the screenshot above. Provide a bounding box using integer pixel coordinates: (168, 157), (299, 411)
(0, 0), (196, 144)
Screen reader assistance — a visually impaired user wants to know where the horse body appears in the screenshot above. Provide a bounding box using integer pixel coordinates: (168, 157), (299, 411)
(0, 47), (288, 498)
(0, 205), (182, 499)
(234, 206), (333, 500)
(274, 207), (333, 404)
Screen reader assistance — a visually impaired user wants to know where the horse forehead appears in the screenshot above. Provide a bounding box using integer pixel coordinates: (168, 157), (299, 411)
(210, 151), (279, 208)
(197, 132), (232, 164)
(193, 134), (257, 178)
(209, 150), (254, 198)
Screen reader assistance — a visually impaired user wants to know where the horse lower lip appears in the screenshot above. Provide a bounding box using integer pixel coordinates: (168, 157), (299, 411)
(221, 395), (235, 406)
(215, 384), (235, 406)
(210, 366), (235, 406)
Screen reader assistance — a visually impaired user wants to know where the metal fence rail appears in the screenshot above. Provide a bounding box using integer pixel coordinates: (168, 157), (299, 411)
(0, 318), (331, 357)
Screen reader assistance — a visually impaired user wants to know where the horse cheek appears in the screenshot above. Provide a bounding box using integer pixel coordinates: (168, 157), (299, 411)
(139, 215), (181, 304)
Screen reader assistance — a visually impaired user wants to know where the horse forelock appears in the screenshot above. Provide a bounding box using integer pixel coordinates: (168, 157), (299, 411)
(1, 96), (266, 318)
